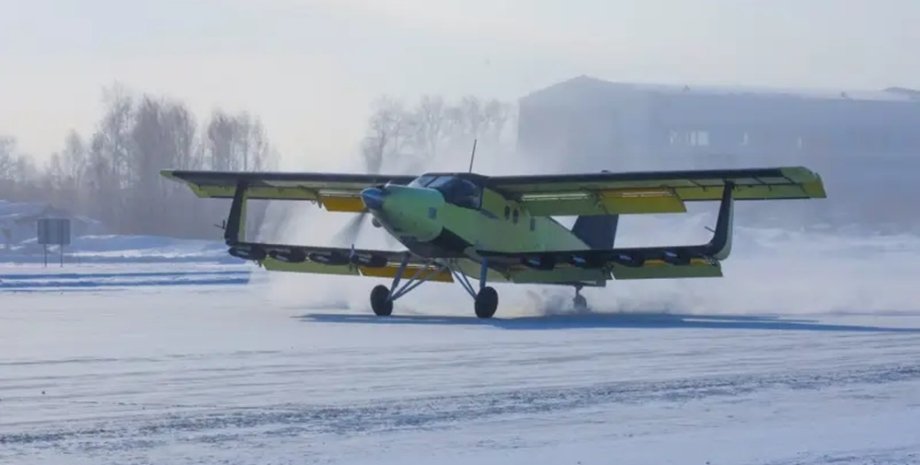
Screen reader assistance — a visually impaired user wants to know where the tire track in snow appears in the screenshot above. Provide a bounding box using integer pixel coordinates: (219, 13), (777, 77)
(3, 362), (919, 452)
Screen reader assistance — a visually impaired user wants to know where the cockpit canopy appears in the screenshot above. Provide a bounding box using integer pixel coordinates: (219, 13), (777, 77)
(409, 174), (482, 209)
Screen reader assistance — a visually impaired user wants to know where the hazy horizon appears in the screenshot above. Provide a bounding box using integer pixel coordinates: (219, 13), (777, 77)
(3, 0), (919, 166)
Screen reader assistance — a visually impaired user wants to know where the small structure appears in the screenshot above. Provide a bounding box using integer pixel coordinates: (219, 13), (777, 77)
(37, 218), (71, 266)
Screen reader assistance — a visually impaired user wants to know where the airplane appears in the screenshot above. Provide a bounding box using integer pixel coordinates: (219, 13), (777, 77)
(162, 166), (826, 318)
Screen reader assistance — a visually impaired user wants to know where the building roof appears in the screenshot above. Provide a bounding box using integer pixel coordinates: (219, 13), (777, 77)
(522, 75), (920, 104)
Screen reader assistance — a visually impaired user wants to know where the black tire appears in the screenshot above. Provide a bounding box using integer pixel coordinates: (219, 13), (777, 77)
(573, 294), (588, 312)
(474, 286), (498, 319)
(370, 285), (393, 316)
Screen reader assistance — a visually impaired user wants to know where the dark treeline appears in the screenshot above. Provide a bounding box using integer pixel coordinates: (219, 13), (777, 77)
(1, 86), (277, 238)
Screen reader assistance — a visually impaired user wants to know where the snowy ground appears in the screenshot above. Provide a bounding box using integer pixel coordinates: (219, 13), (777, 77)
(2, 261), (920, 465)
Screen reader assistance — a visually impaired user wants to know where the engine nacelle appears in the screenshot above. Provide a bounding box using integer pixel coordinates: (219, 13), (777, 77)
(268, 249), (306, 263)
(308, 251), (349, 266)
(523, 254), (556, 271)
(350, 254), (388, 268)
(228, 246), (266, 261)
(662, 250), (691, 265)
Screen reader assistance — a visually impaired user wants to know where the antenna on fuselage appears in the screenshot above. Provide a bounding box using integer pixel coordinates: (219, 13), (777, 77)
(467, 139), (478, 173)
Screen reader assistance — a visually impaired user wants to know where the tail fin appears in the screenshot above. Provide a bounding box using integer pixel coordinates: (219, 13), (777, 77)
(706, 182), (734, 260)
(572, 214), (619, 249)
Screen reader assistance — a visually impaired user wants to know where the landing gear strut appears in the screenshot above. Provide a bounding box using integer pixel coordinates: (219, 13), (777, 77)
(368, 254), (448, 317)
(573, 285), (589, 312)
(450, 259), (498, 319)
(368, 255), (501, 319)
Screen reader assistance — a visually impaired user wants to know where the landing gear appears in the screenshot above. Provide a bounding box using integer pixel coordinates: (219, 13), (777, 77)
(451, 259), (499, 319)
(475, 286), (498, 319)
(370, 285), (393, 316)
(368, 254), (449, 317)
(573, 286), (589, 312)
(366, 255), (501, 319)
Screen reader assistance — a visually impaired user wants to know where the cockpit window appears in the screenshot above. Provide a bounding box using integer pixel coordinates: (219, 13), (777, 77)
(408, 174), (437, 188)
(427, 176), (482, 210)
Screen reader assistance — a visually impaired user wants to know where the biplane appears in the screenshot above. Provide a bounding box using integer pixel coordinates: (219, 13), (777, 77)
(162, 166), (826, 318)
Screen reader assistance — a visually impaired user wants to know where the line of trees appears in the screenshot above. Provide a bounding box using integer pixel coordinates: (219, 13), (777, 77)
(1, 89), (514, 239)
(1, 85), (277, 238)
(360, 95), (515, 174)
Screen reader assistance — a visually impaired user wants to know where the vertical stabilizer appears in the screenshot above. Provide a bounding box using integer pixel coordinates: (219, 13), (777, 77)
(572, 214), (619, 249)
(225, 181), (248, 245)
(707, 182), (734, 259)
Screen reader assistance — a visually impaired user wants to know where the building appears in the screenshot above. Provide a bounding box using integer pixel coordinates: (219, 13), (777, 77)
(516, 76), (920, 229)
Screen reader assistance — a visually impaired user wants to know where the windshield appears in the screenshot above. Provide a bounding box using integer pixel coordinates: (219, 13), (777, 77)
(408, 174), (437, 188)
(427, 176), (482, 209)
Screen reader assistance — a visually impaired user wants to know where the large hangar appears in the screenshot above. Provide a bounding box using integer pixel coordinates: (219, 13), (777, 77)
(517, 76), (920, 229)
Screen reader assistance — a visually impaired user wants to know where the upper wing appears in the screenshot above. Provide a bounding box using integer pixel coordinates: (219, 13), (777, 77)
(229, 240), (453, 283)
(489, 166), (825, 216)
(162, 170), (416, 212)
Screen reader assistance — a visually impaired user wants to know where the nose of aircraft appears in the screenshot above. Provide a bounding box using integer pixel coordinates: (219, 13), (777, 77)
(360, 187), (387, 210)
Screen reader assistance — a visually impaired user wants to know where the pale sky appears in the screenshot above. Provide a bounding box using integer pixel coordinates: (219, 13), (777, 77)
(1, 0), (919, 168)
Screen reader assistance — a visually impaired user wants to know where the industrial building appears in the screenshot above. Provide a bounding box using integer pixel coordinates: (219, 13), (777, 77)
(516, 76), (920, 229)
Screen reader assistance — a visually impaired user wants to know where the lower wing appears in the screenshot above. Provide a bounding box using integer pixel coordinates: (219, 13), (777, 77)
(230, 241), (453, 283)
(478, 245), (722, 280)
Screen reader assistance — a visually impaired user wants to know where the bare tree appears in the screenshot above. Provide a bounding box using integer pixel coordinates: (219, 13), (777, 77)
(0, 136), (16, 185)
(413, 95), (445, 160)
(361, 97), (412, 173)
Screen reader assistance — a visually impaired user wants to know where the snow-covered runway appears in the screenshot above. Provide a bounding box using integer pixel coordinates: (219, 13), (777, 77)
(2, 272), (920, 464)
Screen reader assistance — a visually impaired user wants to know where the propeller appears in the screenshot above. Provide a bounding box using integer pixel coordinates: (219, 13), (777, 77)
(332, 151), (382, 247)
(334, 212), (369, 247)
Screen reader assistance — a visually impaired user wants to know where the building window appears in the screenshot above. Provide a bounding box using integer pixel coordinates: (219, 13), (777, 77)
(689, 130), (710, 147)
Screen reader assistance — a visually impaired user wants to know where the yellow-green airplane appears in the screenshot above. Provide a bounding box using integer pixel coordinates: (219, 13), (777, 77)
(162, 166), (826, 318)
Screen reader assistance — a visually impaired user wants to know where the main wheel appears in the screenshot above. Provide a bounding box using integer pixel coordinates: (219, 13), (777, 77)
(573, 294), (588, 312)
(370, 285), (393, 316)
(474, 286), (498, 319)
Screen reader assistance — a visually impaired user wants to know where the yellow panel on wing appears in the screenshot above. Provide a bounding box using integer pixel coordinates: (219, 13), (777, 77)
(262, 258), (358, 275)
(360, 265), (454, 283)
(612, 260), (722, 280)
(599, 188), (686, 214)
(320, 195), (366, 212)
